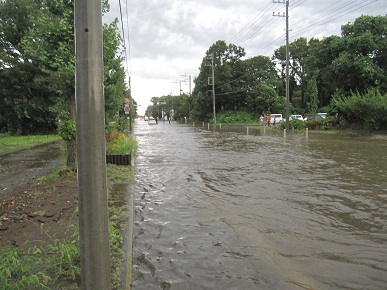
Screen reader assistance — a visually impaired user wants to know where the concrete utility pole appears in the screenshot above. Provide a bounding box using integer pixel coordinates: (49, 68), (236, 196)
(206, 54), (216, 125)
(211, 54), (216, 125)
(180, 73), (192, 95)
(75, 0), (111, 289)
(129, 76), (132, 131)
(273, 0), (290, 130)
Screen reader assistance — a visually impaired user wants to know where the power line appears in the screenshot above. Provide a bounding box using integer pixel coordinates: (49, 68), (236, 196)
(118, 0), (130, 83)
(250, 0), (380, 57)
(125, 0), (131, 76)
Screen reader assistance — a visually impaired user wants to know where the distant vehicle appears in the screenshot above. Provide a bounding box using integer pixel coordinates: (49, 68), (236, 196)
(317, 113), (328, 118)
(290, 114), (304, 121)
(148, 116), (157, 125)
(269, 114), (283, 125)
(144, 116), (149, 121)
(305, 114), (323, 121)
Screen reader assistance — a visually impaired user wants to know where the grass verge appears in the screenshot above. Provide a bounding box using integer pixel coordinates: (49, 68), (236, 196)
(0, 134), (61, 154)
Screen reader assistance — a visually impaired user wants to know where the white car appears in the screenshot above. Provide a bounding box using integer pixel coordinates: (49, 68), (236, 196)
(290, 114), (304, 121)
(269, 114), (283, 125)
(317, 113), (327, 118)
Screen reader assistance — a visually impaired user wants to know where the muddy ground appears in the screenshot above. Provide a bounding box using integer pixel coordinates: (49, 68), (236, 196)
(0, 141), (79, 248)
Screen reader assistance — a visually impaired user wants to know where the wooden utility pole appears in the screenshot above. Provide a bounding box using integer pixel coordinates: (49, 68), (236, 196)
(75, 0), (111, 289)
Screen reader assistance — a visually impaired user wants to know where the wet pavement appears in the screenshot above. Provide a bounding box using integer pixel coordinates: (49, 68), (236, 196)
(132, 121), (387, 290)
(0, 141), (63, 200)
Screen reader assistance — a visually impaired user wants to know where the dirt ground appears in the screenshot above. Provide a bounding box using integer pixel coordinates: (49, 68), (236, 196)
(0, 141), (79, 248)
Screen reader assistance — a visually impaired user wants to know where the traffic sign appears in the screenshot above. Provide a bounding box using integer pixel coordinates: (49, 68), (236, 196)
(124, 106), (130, 114)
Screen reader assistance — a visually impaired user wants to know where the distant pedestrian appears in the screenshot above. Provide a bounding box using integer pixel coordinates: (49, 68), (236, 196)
(260, 115), (264, 126)
(263, 115), (268, 126)
(267, 114), (271, 126)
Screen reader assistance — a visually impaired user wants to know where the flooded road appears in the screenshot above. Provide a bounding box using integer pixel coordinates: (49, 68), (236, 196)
(132, 121), (387, 290)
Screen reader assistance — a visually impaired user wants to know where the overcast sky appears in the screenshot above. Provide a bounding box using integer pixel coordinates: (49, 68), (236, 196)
(102, 0), (386, 115)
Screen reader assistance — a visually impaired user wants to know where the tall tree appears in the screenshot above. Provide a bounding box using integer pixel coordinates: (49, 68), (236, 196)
(273, 37), (309, 110)
(333, 15), (387, 93)
(0, 0), (129, 168)
(0, 0), (56, 134)
(192, 40), (245, 120)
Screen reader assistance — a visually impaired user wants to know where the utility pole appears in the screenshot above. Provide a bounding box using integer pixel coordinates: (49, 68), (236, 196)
(273, 0), (290, 130)
(180, 73), (192, 95)
(128, 76), (132, 131)
(180, 73), (192, 120)
(211, 54), (216, 125)
(75, 0), (111, 289)
(206, 54), (216, 125)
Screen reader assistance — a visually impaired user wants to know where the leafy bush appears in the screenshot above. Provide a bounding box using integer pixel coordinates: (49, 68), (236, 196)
(216, 110), (257, 124)
(278, 118), (306, 130)
(306, 118), (333, 130)
(57, 120), (76, 141)
(331, 89), (387, 130)
(106, 131), (137, 155)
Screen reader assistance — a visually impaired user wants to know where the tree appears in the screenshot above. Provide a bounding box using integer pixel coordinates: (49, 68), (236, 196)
(273, 37), (309, 109)
(103, 19), (128, 129)
(332, 15), (387, 94)
(191, 40), (246, 120)
(306, 77), (318, 113)
(0, 0), (57, 134)
(21, 0), (77, 167)
(246, 83), (285, 115)
(0, 0), (129, 168)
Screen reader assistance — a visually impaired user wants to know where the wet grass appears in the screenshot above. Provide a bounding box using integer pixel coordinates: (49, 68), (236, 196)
(0, 164), (134, 289)
(0, 134), (61, 154)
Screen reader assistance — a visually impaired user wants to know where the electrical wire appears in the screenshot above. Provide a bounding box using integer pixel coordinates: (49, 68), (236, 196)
(118, 0), (131, 85)
(125, 0), (132, 77)
(214, 0), (382, 97)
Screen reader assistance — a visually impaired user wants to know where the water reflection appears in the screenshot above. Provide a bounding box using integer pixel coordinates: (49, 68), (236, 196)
(132, 122), (387, 290)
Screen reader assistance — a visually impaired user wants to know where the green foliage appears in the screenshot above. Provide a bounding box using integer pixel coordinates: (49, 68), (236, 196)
(46, 237), (80, 282)
(279, 118), (306, 130)
(306, 118), (332, 131)
(306, 77), (319, 113)
(106, 131), (138, 155)
(0, 134), (61, 153)
(0, 246), (51, 289)
(216, 111), (257, 124)
(246, 83), (285, 114)
(57, 119), (76, 141)
(107, 164), (134, 183)
(332, 89), (387, 130)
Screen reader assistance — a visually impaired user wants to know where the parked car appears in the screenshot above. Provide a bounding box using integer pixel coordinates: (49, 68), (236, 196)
(305, 114), (323, 121)
(269, 114), (283, 125)
(317, 113), (327, 118)
(290, 114), (304, 121)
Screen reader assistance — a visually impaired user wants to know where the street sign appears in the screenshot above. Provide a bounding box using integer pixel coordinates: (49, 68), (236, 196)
(124, 105), (130, 114)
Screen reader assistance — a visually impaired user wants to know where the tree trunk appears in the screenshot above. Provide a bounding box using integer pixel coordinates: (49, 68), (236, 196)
(66, 138), (76, 169)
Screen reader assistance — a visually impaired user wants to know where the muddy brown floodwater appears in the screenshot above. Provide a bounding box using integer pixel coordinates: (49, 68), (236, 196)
(132, 121), (387, 290)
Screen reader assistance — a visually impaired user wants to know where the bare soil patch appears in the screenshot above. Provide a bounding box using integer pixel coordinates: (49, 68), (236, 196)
(0, 142), (78, 248)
